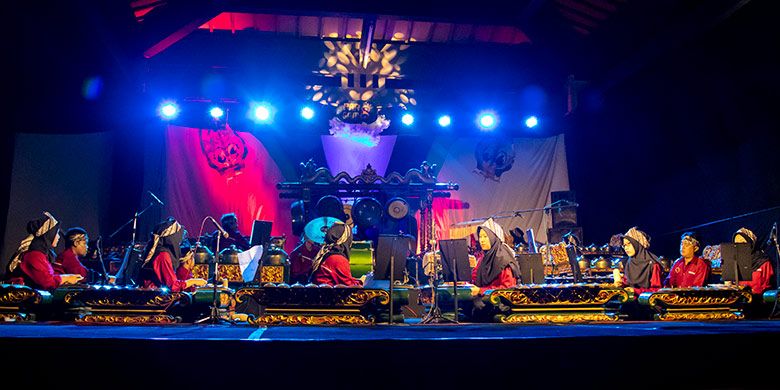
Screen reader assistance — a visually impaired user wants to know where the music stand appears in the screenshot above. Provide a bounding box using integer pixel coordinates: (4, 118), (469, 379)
(516, 253), (544, 284)
(720, 243), (753, 283)
(431, 239), (471, 324)
(250, 220), (273, 248)
(375, 234), (411, 324)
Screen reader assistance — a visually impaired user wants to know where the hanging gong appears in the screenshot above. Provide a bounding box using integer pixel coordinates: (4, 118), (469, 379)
(352, 197), (382, 227)
(315, 195), (345, 220)
(291, 200), (306, 237)
(386, 197), (410, 220)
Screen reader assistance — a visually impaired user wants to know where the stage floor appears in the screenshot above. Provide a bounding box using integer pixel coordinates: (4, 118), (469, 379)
(2, 321), (776, 388)
(2, 320), (780, 341)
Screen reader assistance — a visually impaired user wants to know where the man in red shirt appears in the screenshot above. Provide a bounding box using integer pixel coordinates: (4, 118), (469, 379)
(665, 232), (711, 288)
(54, 227), (91, 280)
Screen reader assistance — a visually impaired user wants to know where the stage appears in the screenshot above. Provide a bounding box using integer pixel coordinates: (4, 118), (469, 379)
(3, 321), (778, 388)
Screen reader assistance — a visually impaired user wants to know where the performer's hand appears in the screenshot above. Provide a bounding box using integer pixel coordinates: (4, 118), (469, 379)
(186, 278), (208, 288)
(61, 274), (84, 285)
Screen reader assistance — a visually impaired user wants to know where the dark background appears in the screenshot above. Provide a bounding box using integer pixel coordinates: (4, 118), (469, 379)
(3, 0), (779, 269)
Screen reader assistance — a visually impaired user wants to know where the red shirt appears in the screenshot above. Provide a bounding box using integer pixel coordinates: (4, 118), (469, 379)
(665, 256), (711, 288)
(289, 242), (320, 284)
(54, 248), (89, 278)
(142, 251), (189, 292)
(311, 254), (361, 287)
(176, 265), (193, 281)
(739, 261), (774, 295)
(623, 262), (663, 295)
(471, 258), (518, 294)
(19, 250), (62, 290)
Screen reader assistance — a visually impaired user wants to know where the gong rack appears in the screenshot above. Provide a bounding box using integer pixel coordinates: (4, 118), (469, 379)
(276, 160), (459, 251)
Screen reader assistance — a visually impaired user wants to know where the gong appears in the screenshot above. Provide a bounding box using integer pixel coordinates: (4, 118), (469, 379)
(352, 197), (382, 227)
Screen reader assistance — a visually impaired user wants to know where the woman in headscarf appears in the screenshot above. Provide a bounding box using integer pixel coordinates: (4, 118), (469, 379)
(620, 227), (663, 294)
(732, 227), (774, 294)
(471, 218), (519, 295)
(309, 222), (361, 286)
(138, 217), (206, 292)
(6, 212), (82, 289)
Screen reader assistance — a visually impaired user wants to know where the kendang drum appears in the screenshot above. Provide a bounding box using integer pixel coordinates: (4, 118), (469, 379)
(349, 240), (374, 279)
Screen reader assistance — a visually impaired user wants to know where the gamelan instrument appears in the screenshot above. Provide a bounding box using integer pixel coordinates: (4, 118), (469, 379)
(303, 216), (343, 245)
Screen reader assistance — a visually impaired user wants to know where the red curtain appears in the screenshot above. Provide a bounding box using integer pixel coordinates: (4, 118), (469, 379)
(164, 125), (292, 251)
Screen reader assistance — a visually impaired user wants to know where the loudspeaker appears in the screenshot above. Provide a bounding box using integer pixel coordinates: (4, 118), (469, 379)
(551, 190), (577, 228)
(547, 226), (583, 245)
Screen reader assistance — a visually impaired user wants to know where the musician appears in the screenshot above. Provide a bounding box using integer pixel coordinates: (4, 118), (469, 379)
(471, 218), (519, 295)
(53, 227), (91, 280)
(664, 232), (710, 288)
(310, 222), (361, 286)
(619, 227), (663, 294)
(562, 231), (583, 283)
(176, 247), (196, 281)
(732, 227), (774, 294)
(289, 236), (320, 284)
(5, 212), (82, 289)
(139, 218), (206, 292)
(206, 213), (250, 252)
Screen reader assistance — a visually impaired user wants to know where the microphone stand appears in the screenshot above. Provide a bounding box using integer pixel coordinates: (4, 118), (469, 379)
(96, 236), (109, 285)
(196, 218), (234, 325)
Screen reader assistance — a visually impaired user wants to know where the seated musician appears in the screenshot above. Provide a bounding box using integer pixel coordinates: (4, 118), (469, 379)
(53, 227), (92, 281)
(289, 236), (320, 284)
(138, 218), (206, 292)
(5, 212), (82, 289)
(619, 227), (663, 295)
(471, 218), (519, 295)
(206, 213), (250, 252)
(732, 227), (774, 295)
(176, 246), (196, 281)
(664, 232), (710, 288)
(309, 222), (361, 286)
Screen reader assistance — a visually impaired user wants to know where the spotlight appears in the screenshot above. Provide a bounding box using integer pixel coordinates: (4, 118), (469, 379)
(437, 115), (451, 128)
(209, 106), (224, 119)
(476, 111), (498, 131)
(525, 116), (539, 128)
(254, 105), (270, 121)
(401, 113), (414, 126)
(158, 102), (179, 120)
(300, 106), (315, 120)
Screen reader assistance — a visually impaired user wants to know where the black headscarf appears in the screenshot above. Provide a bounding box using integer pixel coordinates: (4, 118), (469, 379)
(310, 222), (352, 276)
(733, 228), (769, 272)
(26, 217), (60, 262)
(8, 212), (60, 273)
(475, 221), (519, 287)
(142, 218), (184, 269)
(622, 230), (661, 288)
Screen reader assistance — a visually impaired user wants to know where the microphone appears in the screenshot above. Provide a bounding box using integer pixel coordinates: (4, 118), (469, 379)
(207, 216), (230, 239)
(148, 191), (165, 206)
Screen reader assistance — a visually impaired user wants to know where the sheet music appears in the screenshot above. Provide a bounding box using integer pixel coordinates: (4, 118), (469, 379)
(238, 245), (263, 282)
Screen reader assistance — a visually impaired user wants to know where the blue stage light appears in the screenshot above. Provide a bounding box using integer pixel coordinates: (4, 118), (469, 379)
(401, 113), (414, 126)
(210, 106), (224, 119)
(159, 102), (179, 120)
(254, 105), (270, 121)
(438, 115), (452, 127)
(525, 115), (539, 128)
(300, 106), (315, 120)
(477, 111), (498, 131)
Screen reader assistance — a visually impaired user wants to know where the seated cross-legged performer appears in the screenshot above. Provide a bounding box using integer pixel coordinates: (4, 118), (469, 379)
(620, 227), (663, 295)
(665, 232), (711, 288)
(732, 227), (774, 295)
(138, 218), (206, 292)
(309, 222), (361, 286)
(54, 227), (92, 281)
(6, 212), (82, 289)
(471, 218), (519, 295)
